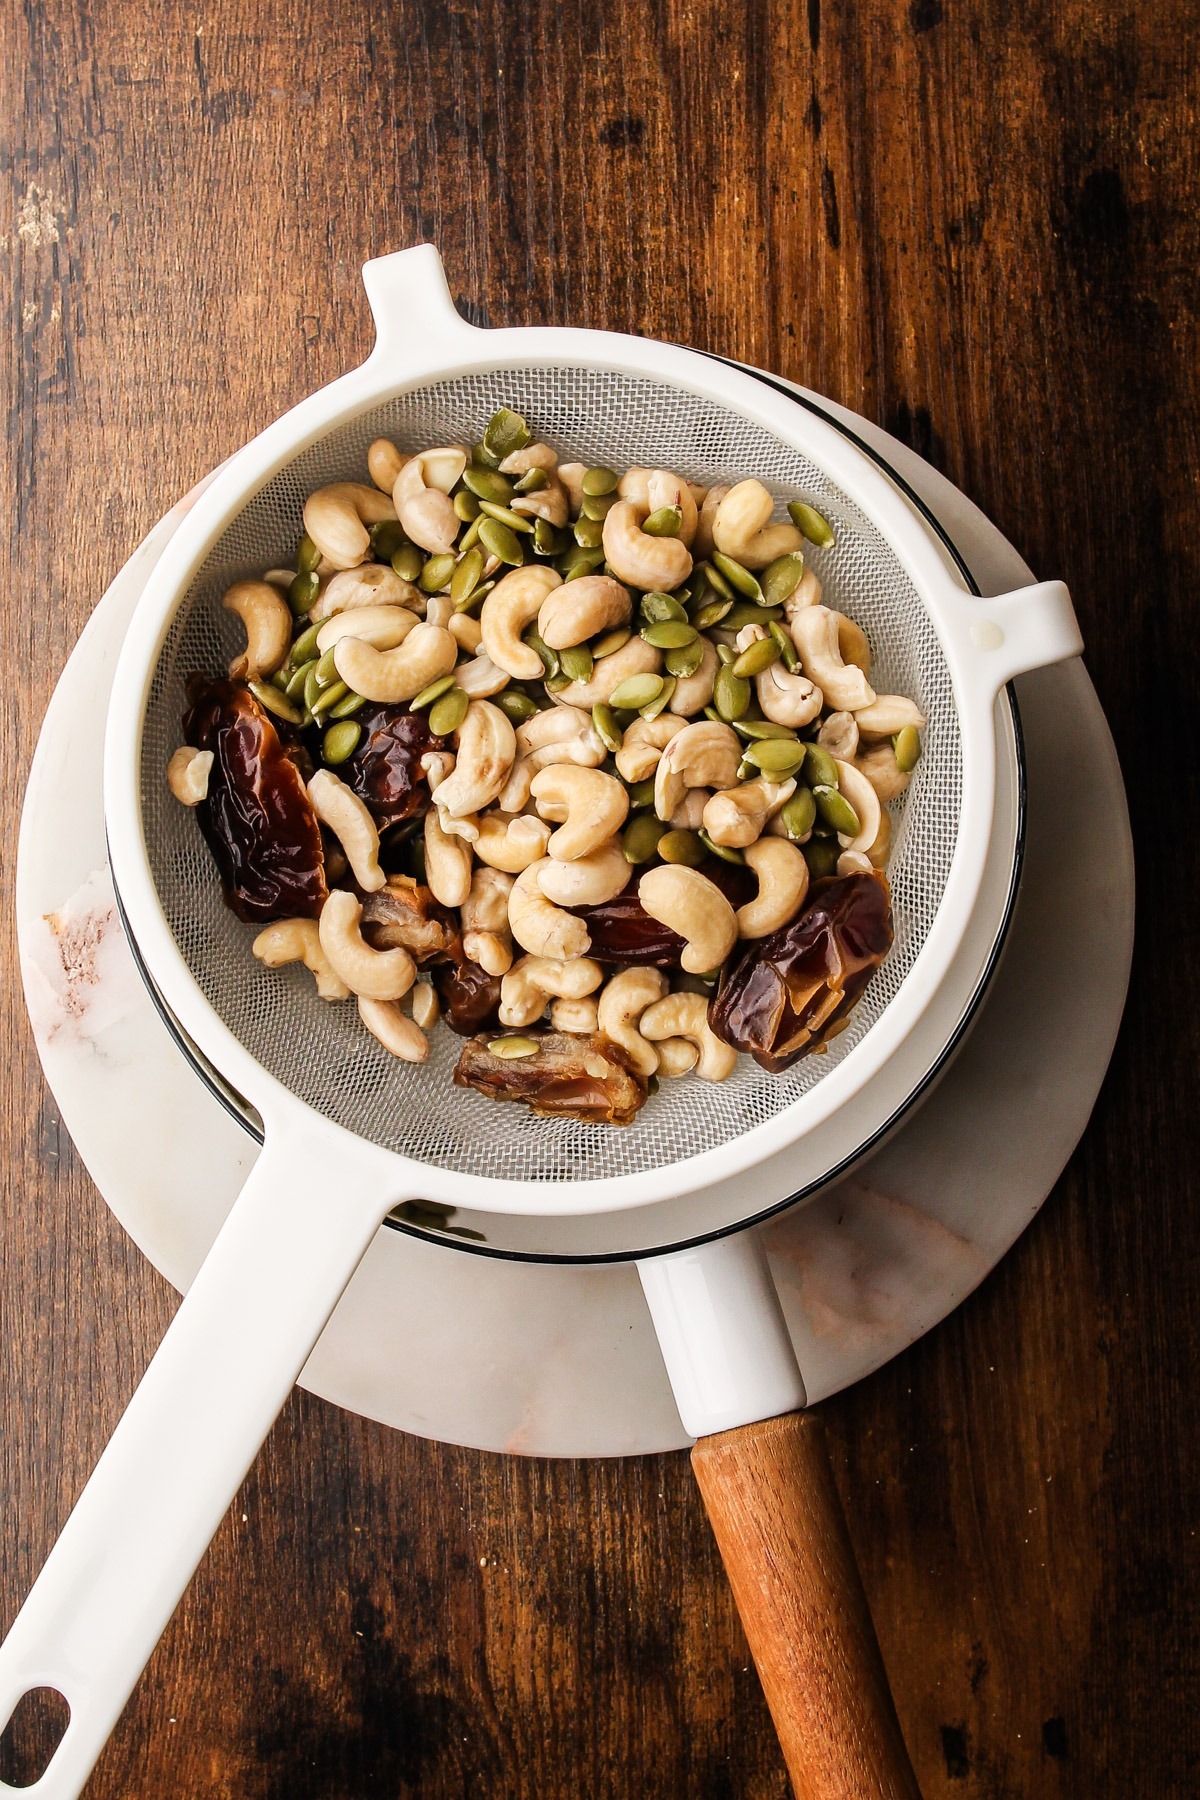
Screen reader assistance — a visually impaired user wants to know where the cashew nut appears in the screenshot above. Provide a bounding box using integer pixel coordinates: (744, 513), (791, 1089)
(448, 610), (484, 655)
(392, 448), (468, 555)
(669, 788), (710, 830)
(308, 769), (385, 893)
(550, 996), (599, 1034)
(614, 469), (698, 546)
(867, 805), (892, 869)
(735, 838), (810, 937)
(428, 701), (517, 819)
(555, 462), (587, 515)
(315, 604), (419, 653)
(508, 862), (591, 958)
(852, 694), (927, 737)
(480, 564), (562, 680)
(410, 980), (440, 1030)
(309, 563), (423, 624)
(499, 955), (604, 1028)
(783, 567), (823, 620)
(614, 713), (684, 782)
(318, 891), (415, 1001)
(333, 622), (457, 704)
(473, 813), (553, 873)
(303, 483), (398, 571)
(222, 580), (292, 680)
(512, 476), (570, 528)
(837, 850), (874, 877)
(637, 866), (738, 974)
(693, 484), (730, 560)
(537, 575), (632, 649)
(167, 746), (213, 806)
(639, 990), (738, 1081)
(790, 606), (876, 711)
(453, 652), (510, 698)
(531, 765), (629, 861)
(596, 968), (668, 1077)
(516, 704), (606, 771)
(496, 757), (533, 813)
(367, 438), (406, 493)
(357, 995), (428, 1062)
(854, 743), (910, 803)
(423, 807), (473, 907)
(252, 917), (351, 1000)
(602, 499), (693, 591)
(669, 635), (719, 717)
(702, 776), (795, 849)
(655, 1036), (699, 1078)
(832, 758), (882, 856)
(536, 837), (631, 906)
(421, 749), (456, 792)
(712, 480), (804, 570)
(425, 594), (453, 627)
(832, 612), (871, 676)
(653, 720), (742, 822)
(499, 442), (558, 475)
(756, 661), (823, 727)
(552, 634), (661, 709)
(818, 710), (860, 761)
(462, 865), (515, 976)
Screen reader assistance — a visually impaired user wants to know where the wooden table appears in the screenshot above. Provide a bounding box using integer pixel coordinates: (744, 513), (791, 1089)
(2, 2), (1194, 1793)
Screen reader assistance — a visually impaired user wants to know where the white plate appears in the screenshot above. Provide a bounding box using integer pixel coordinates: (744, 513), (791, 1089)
(16, 389), (1133, 1455)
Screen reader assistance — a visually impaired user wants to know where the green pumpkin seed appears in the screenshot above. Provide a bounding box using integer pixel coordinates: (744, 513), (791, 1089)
(732, 717), (797, 742)
(592, 703), (623, 752)
(699, 558), (734, 600)
(803, 837), (839, 878)
(561, 547), (606, 579)
(592, 626), (631, 659)
(560, 644), (594, 683)
(533, 518), (568, 556)
(573, 514), (605, 548)
(370, 519), (406, 561)
(781, 786), (817, 840)
(658, 829), (705, 867)
(691, 597), (733, 631)
(410, 673), (458, 711)
(322, 720), (362, 765)
(580, 490), (617, 520)
(479, 517), (525, 565)
(711, 551), (763, 601)
(666, 638), (705, 678)
(813, 785), (860, 836)
(544, 671), (571, 694)
(732, 637), (782, 679)
(478, 500), (534, 534)
(288, 570), (320, 616)
(640, 675), (676, 720)
(515, 467), (549, 494)
(303, 663), (323, 713)
(329, 689), (368, 720)
(496, 689), (541, 723)
(482, 408), (530, 462)
(582, 465), (619, 496)
(314, 645), (341, 688)
(487, 1034), (539, 1060)
(626, 777), (658, 810)
(723, 601), (784, 629)
(289, 621), (322, 666)
(454, 578), (494, 615)
(697, 830), (745, 865)
(760, 552), (805, 607)
(522, 628), (559, 677)
(391, 544), (425, 582)
(769, 620), (800, 672)
(270, 666), (293, 691)
(457, 516), (484, 554)
(429, 686), (471, 736)
(454, 489), (481, 522)
(802, 742), (840, 790)
(788, 501), (836, 548)
(609, 673), (664, 710)
(623, 813), (669, 863)
(296, 533), (322, 576)
(463, 466), (514, 504)
(642, 505), (683, 538)
(893, 726), (922, 773)
(641, 591), (688, 624)
(419, 554), (456, 594)
(285, 658), (317, 701)
(716, 644), (736, 665)
(471, 441), (501, 470)
(249, 679), (303, 724)
(714, 664), (751, 721)
(310, 679), (349, 718)
(642, 620), (698, 650)
(450, 546), (486, 608)
(743, 737), (807, 777)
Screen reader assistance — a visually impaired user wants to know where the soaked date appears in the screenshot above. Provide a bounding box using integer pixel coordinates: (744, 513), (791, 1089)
(434, 957), (504, 1036)
(339, 704), (441, 831)
(578, 861), (754, 965)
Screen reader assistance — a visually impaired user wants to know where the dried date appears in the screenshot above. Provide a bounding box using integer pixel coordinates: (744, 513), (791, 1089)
(577, 860), (753, 965)
(434, 958), (504, 1036)
(339, 704), (441, 831)
(454, 1032), (648, 1125)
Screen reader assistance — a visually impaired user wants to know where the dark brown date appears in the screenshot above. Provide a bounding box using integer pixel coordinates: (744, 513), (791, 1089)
(339, 704), (441, 831)
(454, 1033), (648, 1125)
(434, 958), (503, 1036)
(577, 861), (754, 966)
(184, 677), (327, 923)
(710, 870), (894, 1072)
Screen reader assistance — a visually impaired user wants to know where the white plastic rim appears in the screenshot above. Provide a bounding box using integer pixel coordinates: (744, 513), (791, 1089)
(104, 244), (1083, 1221)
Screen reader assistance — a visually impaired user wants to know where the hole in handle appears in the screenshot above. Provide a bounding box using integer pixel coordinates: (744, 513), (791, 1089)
(0, 1688), (71, 1789)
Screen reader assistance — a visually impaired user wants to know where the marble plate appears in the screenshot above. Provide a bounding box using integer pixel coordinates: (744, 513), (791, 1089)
(16, 390), (1133, 1456)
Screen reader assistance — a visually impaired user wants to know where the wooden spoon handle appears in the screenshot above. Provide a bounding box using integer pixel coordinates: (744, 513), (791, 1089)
(692, 1410), (922, 1800)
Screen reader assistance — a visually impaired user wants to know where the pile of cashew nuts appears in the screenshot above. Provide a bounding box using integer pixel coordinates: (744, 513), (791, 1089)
(168, 408), (925, 1117)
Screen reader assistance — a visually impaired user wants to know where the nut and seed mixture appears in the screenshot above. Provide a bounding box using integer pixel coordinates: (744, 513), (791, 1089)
(169, 407), (924, 1124)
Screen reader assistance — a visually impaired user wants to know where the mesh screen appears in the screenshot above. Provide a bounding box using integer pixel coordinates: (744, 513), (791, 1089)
(140, 367), (961, 1182)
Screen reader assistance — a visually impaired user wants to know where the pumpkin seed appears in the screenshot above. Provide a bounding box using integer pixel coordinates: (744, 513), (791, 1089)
(573, 514), (605, 548)
(454, 489), (481, 522)
(803, 837), (839, 878)
(289, 621), (322, 666)
(732, 637), (782, 679)
(450, 547), (486, 609)
(370, 519), (406, 561)
(716, 644), (736, 665)
(322, 720), (362, 765)
(580, 490), (617, 520)
(698, 830), (745, 865)
(517, 467), (550, 494)
(642, 505), (682, 538)
(761, 552), (805, 607)
(482, 408), (530, 462)
(329, 689), (367, 720)
(893, 725), (922, 773)
(780, 786), (817, 840)
(296, 533), (322, 575)
(457, 516), (483, 554)
(288, 570), (320, 615)
(419, 553), (457, 594)
(559, 545), (606, 577)
(713, 663), (751, 721)
(391, 544), (425, 582)
(410, 673), (458, 711)
(478, 500), (534, 534)
(270, 666), (292, 690)
(496, 689), (540, 724)
(471, 440), (501, 470)
(626, 777), (658, 810)
(303, 663), (323, 712)
(463, 466), (514, 504)
(641, 591), (688, 624)
(487, 1035), (539, 1060)
(310, 679), (349, 718)
(285, 658), (317, 701)
(642, 620), (698, 650)
(813, 785), (860, 836)
(314, 645), (341, 688)
(769, 620), (800, 672)
(592, 703), (623, 751)
(479, 517), (525, 565)
(788, 501), (836, 548)
(522, 628), (559, 677)
(666, 638), (705, 678)
(658, 829), (705, 867)
(640, 675), (676, 720)
(711, 551), (763, 601)
(429, 686), (470, 736)
(623, 813), (669, 863)
(250, 679), (303, 724)
(802, 742), (840, 790)
(723, 601), (783, 629)
(691, 597), (733, 631)
(534, 518), (567, 556)
(609, 673), (664, 710)
(560, 644), (594, 683)
(743, 737), (808, 777)
(544, 671), (571, 694)
(732, 717), (797, 742)
(582, 465), (619, 496)
(699, 558), (734, 599)
(592, 626), (631, 658)
(454, 579), (494, 615)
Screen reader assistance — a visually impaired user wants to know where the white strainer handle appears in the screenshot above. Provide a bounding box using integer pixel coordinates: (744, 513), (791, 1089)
(944, 576), (1083, 699)
(0, 1123), (397, 1799)
(360, 244), (482, 364)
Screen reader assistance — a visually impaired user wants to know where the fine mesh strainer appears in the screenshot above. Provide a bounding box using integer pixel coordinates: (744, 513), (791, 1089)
(0, 247), (1082, 1800)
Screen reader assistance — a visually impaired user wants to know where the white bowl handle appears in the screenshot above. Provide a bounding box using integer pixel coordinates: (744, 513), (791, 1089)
(360, 243), (483, 365)
(945, 576), (1083, 700)
(0, 1122), (398, 1799)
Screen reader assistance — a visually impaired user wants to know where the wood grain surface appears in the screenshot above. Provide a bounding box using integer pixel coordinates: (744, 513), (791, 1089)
(1, 0), (1196, 1794)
